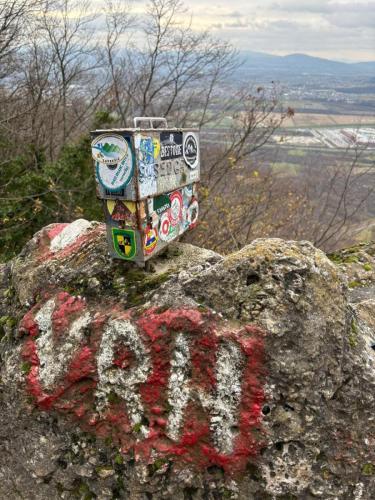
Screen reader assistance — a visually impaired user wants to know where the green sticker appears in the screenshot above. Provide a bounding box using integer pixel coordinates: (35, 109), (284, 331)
(112, 228), (137, 260)
(153, 193), (171, 215)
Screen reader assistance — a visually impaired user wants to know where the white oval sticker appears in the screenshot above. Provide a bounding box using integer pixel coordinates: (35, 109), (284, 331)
(93, 135), (134, 191)
(92, 134), (129, 165)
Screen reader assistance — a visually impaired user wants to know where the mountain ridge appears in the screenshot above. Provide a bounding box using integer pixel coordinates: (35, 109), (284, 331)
(239, 50), (375, 77)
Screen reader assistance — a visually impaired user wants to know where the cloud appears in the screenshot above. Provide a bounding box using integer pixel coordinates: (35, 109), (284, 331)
(216, 10), (243, 18)
(271, 0), (375, 14)
(89, 0), (375, 62)
(212, 19), (251, 29)
(267, 19), (319, 31)
(205, 0), (375, 61)
(270, 0), (375, 28)
(326, 4), (375, 28)
(226, 21), (250, 28)
(271, 0), (333, 13)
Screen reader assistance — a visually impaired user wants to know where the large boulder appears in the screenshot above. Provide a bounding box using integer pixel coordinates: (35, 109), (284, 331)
(0, 220), (374, 499)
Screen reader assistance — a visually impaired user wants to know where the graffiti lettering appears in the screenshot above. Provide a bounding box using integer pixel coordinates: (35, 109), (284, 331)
(96, 319), (151, 434)
(166, 336), (244, 455)
(20, 293), (265, 472)
(34, 298), (91, 389)
(153, 160), (184, 178)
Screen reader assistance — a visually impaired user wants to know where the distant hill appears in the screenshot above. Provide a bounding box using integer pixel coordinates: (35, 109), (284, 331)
(353, 61), (375, 73)
(239, 51), (375, 80)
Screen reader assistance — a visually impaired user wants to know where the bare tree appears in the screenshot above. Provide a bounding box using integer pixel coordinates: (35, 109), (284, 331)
(291, 144), (375, 251)
(0, 0), (44, 76)
(186, 87), (295, 250)
(38, 0), (99, 150)
(101, 0), (134, 125)
(100, 0), (238, 125)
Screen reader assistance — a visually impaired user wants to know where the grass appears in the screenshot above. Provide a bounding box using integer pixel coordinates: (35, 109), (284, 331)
(348, 281), (362, 289)
(271, 162), (301, 177)
(288, 149), (307, 157)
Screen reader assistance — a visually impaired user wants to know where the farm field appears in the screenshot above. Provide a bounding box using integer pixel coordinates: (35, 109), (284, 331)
(221, 110), (375, 132)
(276, 112), (375, 128)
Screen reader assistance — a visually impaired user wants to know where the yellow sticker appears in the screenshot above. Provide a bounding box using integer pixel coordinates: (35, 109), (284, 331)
(124, 201), (136, 214)
(153, 138), (160, 159)
(107, 200), (116, 215)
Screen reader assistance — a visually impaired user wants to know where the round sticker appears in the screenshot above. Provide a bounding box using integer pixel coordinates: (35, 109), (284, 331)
(93, 134), (134, 191)
(183, 133), (199, 169)
(92, 134), (129, 165)
(144, 227), (158, 255)
(160, 213), (171, 240)
(169, 191), (183, 227)
(187, 200), (199, 227)
(159, 212), (179, 242)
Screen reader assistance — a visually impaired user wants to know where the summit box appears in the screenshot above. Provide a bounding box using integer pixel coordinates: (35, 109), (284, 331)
(90, 119), (200, 265)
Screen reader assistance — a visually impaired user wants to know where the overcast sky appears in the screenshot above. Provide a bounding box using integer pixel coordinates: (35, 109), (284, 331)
(117, 0), (375, 62)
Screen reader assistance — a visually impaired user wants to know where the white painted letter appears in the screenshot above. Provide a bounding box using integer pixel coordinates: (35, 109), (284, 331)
(166, 337), (245, 455)
(35, 299), (91, 389)
(96, 319), (151, 434)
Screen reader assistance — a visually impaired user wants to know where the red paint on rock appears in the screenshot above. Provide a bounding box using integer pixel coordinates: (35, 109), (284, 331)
(113, 345), (134, 370)
(134, 309), (265, 472)
(52, 226), (104, 261)
(19, 311), (39, 337)
(52, 292), (86, 334)
(20, 296), (266, 474)
(36, 223), (106, 263)
(46, 223), (69, 240)
(139, 318), (266, 473)
(21, 293), (95, 411)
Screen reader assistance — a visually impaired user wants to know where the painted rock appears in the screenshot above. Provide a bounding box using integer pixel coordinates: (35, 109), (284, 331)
(0, 222), (374, 499)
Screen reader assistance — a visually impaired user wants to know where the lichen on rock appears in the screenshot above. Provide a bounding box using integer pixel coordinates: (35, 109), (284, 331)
(0, 220), (374, 499)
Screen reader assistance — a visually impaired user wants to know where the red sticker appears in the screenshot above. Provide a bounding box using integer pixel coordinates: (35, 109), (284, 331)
(169, 191), (183, 227)
(160, 214), (171, 239)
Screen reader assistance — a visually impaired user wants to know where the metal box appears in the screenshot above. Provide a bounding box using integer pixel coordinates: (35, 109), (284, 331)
(90, 118), (200, 265)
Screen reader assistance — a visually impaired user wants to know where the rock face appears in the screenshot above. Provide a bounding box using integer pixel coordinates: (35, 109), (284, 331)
(0, 220), (374, 499)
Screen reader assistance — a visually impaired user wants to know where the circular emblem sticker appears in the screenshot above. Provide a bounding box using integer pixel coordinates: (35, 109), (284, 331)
(92, 134), (128, 165)
(183, 133), (199, 169)
(92, 135), (134, 191)
(159, 212), (179, 242)
(144, 227), (158, 255)
(160, 213), (171, 240)
(169, 191), (183, 226)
